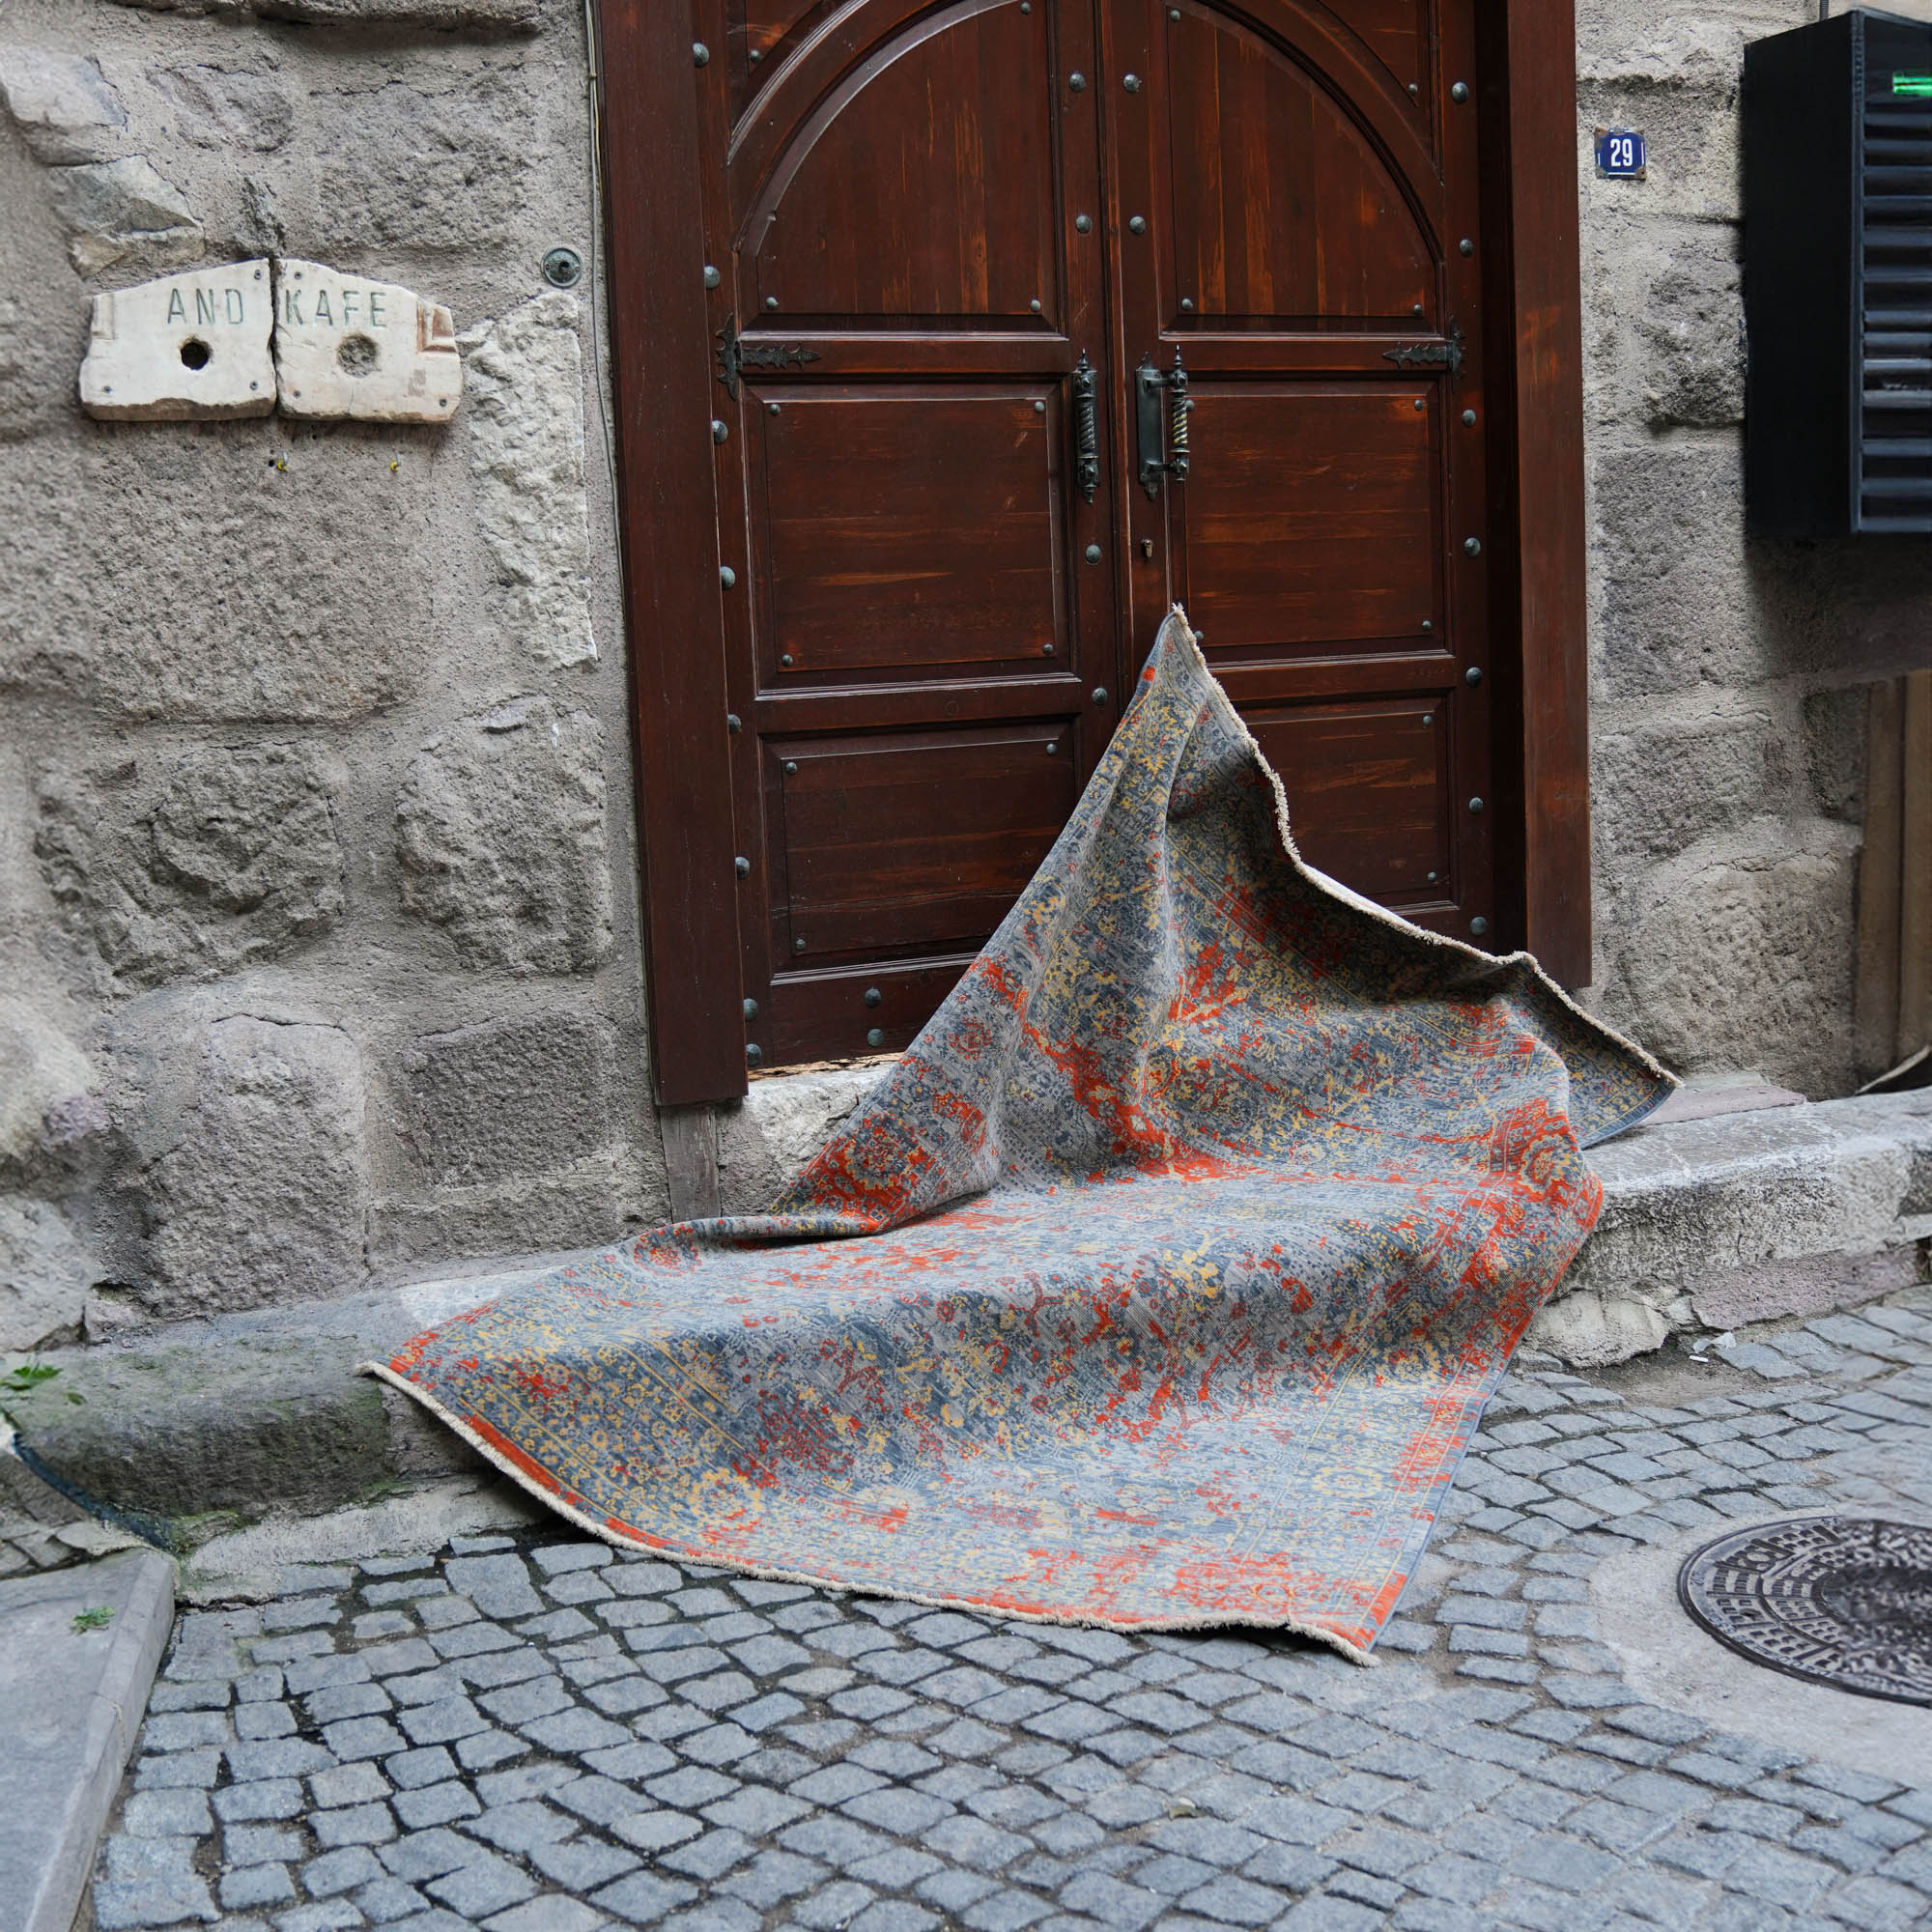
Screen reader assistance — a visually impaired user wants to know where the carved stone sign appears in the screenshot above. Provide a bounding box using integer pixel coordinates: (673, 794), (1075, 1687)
(272, 259), (462, 423)
(76, 257), (464, 423)
(77, 259), (275, 420)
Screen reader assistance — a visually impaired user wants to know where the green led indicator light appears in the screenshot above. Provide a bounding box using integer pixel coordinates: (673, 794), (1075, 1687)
(1892, 73), (1932, 97)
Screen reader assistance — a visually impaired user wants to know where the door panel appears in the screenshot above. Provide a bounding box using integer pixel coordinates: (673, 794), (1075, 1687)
(1326, 0), (1432, 101)
(733, 0), (826, 72)
(689, 0), (1500, 1076)
(1245, 696), (1449, 902)
(1163, 9), (1435, 325)
(763, 957), (980, 1066)
(769, 725), (1079, 962)
(1116, 0), (1496, 946)
(714, 0), (1120, 1069)
(1179, 384), (1436, 652)
(751, 0), (1061, 322)
(750, 384), (1070, 678)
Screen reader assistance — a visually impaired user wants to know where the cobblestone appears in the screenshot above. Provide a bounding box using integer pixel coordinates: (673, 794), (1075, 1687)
(83, 1293), (1932, 1932)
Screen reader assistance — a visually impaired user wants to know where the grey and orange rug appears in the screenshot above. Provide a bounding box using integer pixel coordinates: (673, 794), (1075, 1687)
(370, 611), (1670, 1661)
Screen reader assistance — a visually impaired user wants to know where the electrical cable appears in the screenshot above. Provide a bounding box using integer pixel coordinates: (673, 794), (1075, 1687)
(582, 0), (624, 575)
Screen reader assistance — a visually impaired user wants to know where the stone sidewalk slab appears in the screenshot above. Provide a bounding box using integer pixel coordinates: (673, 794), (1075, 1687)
(0, 1545), (176, 1932)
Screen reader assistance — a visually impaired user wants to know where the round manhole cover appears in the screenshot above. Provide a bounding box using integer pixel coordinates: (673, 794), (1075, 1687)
(1679, 1515), (1932, 1706)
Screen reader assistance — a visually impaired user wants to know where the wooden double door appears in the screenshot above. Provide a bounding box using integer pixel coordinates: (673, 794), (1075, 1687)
(630, 0), (1523, 1087)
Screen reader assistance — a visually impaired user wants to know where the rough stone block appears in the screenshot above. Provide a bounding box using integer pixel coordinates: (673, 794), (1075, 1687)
(78, 260), (275, 421)
(1802, 686), (1867, 824)
(107, 0), (538, 29)
(1525, 1291), (1669, 1370)
(1591, 706), (1776, 860)
(36, 746), (344, 987)
(394, 1010), (619, 1187)
(369, 1163), (639, 1270)
(1566, 1089), (1932, 1339)
(1577, 76), (1742, 222)
(1577, 7), (1778, 87)
(0, 996), (106, 1185)
(3, 1318), (393, 1522)
(1638, 232), (1743, 430)
(153, 64), (293, 154)
(465, 293), (594, 667)
(0, 1195), (99, 1350)
(1605, 833), (1858, 1093)
(0, 434), (434, 721)
(1690, 1245), (1923, 1331)
(312, 62), (532, 255)
(394, 697), (612, 974)
(146, 1015), (369, 1315)
(0, 46), (127, 164)
(274, 261), (461, 424)
(717, 1065), (883, 1214)
(45, 156), (203, 277)
(1592, 442), (1753, 700)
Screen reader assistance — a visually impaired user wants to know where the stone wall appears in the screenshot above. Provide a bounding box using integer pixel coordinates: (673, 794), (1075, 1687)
(7, 0), (1932, 1350)
(1577, 0), (1932, 1097)
(0, 0), (667, 1350)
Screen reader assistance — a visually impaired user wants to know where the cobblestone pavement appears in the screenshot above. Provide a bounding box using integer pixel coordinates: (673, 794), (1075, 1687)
(92, 1293), (1932, 1932)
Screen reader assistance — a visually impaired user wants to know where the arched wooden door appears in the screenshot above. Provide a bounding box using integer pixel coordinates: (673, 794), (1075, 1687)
(604, 0), (1590, 1104)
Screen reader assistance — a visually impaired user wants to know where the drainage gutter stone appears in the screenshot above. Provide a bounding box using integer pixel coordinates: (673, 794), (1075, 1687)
(0, 1545), (176, 1932)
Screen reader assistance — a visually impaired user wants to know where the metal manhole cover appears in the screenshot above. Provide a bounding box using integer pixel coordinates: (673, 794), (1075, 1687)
(1679, 1515), (1932, 1706)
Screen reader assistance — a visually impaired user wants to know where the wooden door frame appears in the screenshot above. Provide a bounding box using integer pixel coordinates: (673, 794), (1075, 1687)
(1475, 0), (1593, 991)
(599, 0), (1594, 1109)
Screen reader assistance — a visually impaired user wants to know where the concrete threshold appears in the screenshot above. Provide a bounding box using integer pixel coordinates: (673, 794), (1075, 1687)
(2, 1090), (1927, 1548)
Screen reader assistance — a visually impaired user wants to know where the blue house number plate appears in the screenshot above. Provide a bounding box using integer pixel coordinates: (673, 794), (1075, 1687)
(1595, 127), (1647, 178)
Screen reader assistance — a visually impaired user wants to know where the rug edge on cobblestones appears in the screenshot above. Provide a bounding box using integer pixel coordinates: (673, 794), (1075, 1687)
(369, 611), (1671, 1658)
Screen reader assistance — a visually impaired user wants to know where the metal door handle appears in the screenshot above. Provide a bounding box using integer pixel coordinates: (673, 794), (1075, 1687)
(1072, 351), (1098, 502)
(1135, 350), (1191, 497)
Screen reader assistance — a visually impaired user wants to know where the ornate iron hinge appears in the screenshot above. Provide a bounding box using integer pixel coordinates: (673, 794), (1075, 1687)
(716, 316), (821, 400)
(1136, 350), (1191, 497)
(1381, 318), (1464, 379)
(1072, 351), (1099, 503)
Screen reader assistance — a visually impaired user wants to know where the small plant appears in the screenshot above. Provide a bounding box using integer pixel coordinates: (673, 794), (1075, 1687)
(71, 1606), (114, 1633)
(2, 1362), (59, 1395)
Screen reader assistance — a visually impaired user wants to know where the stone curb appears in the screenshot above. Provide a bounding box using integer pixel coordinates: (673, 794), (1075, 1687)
(1540, 1087), (1932, 1365)
(0, 1546), (177, 1932)
(3, 1094), (1929, 1541)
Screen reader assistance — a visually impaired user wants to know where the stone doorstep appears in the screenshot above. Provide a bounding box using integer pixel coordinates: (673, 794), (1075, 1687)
(0, 1547), (176, 1932)
(1540, 1085), (1932, 1367)
(3, 1090), (1930, 1544)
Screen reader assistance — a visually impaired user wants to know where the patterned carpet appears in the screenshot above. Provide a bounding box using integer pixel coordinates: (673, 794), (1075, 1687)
(372, 611), (1669, 1660)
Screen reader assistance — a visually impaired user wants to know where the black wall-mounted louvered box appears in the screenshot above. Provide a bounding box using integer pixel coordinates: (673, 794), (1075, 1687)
(1744, 9), (1932, 535)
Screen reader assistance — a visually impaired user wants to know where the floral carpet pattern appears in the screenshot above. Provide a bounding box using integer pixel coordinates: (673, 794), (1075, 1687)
(373, 611), (1669, 1660)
